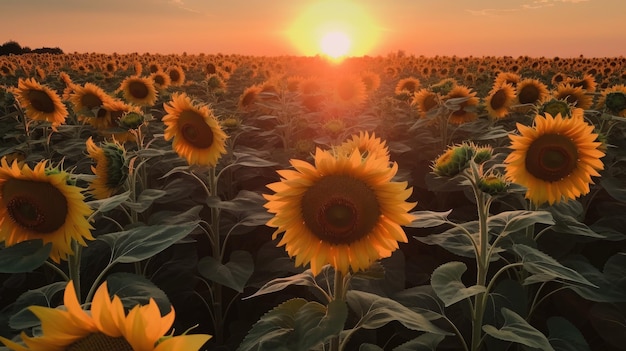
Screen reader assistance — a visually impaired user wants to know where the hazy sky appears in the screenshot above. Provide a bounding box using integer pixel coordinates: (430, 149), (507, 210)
(1, 0), (625, 57)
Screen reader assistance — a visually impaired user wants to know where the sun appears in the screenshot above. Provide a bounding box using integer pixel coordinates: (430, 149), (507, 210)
(286, 1), (380, 58)
(320, 31), (351, 59)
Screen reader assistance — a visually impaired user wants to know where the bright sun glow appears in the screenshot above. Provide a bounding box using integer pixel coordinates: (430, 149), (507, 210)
(286, 1), (380, 58)
(320, 31), (351, 59)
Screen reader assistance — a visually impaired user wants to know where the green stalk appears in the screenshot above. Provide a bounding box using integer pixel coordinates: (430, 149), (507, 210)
(208, 166), (224, 344)
(67, 240), (83, 303)
(330, 269), (344, 351)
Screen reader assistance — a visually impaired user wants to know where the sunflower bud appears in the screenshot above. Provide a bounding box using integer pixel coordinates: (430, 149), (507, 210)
(604, 91), (626, 114)
(118, 112), (145, 130)
(432, 142), (476, 177)
(473, 145), (493, 164)
(478, 173), (508, 195)
(538, 98), (571, 118)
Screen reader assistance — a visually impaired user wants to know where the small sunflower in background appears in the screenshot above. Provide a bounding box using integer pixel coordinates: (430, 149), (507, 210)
(118, 75), (158, 107)
(359, 70), (381, 94)
(515, 78), (550, 107)
(0, 280), (211, 351)
(504, 113), (605, 206)
(0, 158), (93, 263)
(331, 75), (367, 109)
(162, 93), (228, 167)
(264, 142), (415, 276)
(69, 82), (114, 129)
(394, 77), (421, 100)
(166, 65), (186, 86)
(149, 70), (172, 91)
(484, 83), (515, 119)
(12, 77), (68, 129)
(595, 84), (626, 117)
(85, 137), (128, 200)
(412, 88), (440, 119)
(553, 83), (593, 110)
(444, 85), (479, 125)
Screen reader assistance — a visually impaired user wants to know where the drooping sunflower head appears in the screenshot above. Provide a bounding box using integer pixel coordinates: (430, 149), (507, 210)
(117, 111), (146, 130)
(86, 137), (128, 200)
(537, 98), (575, 118)
(118, 75), (158, 106)
(264, 147), (415, 275)
(596, 84), (626, 116)
(432, 142), (476, 177)
(0, 158), (94, 263)
(430, 78), (457, 95)
(445, 85), (479, 125)
(162, 92), (228, 167)
(13, 77), (68, 128)
(504, 113), (605, 206)
(412, 88), (440, 119)
(238, 85), (262, 112)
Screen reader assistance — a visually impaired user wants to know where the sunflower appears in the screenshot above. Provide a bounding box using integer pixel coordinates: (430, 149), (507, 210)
(595, 84), (626, 117)
(264, 146), (415, 276)
(504, 113), (605, 206)
(118, 76), (158, 106)
(0, 158), (93, 263)
(163, 93), (228, 167)
(238, 85), (262, 112)
(553, 83), (593, 110)
(86, 137), (128, 200)
(0, 280), (211, 351)
(335, 131), (390, 163)
(413, 89), (440, 118)
(485, 83), (515, 119)
(493, 72), (521, 88)
(69, 83), (114, 129)
(13, 78), (68, 129)
(565, 74), (597, 92)
(166, 65), (186, 86)
(515, 78), (549, 106)
(445, 85), (479, 125)
(98, 99), (142, 142)
(331, 75), (367, 109)
(149, 70), (171, 91)
(394, 77), (421, 96)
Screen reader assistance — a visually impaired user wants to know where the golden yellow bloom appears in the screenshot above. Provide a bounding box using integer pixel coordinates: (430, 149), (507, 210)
(515, 78), (549, 106)
(335, 131), (390, 163)
(149, 70), (171, 91)
(485, 83), (515, 119)
(0, 158), (93, 263)
(238, 85), (262, 112)
(163, 93), (228, 166)
(86, 137), (128, 200)
(13, 78), (67, 129)
(69, 83), (114, 129)
(413, 89), (440, 118)
(445, 85), (479, 125)
(166, 65), (186, 86)
(504, 113), (605, 206)
(118, 76), (158, 106)
(494, 72), (521, 88)
(553, 83), (593, 110)
(565, 74), (597, 93)
(331, 75), (367, 108)
(264, 147), (415, 276)
(395, 77), (421, 96)
(0, 281), (211, 351)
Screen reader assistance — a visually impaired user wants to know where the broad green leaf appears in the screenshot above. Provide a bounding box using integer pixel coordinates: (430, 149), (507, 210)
(512, 244), (597, 287)
(236, 298), (347, 351)
(590, 216), (626, 241)
(233, 152), (279, 168)
(124, 189), (167, 213)
(0, 240), (51, 273)
(601, 176), (626, 203)
(98, 222), (198, 264)
(393, 285), (445, 317)
(547, 316), (591, 351)
(105, 272), (171, 315)
(550, 214), (605, 238)
(488, 210), (554, 238)
(147, 205), (203, 226)
(393, 333), (445, 351)
(87, 190), (130, 213)
(198, 250), (254, 293)
(414, 221), (501, 260)
(431, 261), (486, 307)
(483, 307), (555, 351)
(561, 254), (626, 302)
(9, 282), (67, 329)
(405, 210), (452, 228)
(345, 290), (451, 335)
(244, 270), (319, 300)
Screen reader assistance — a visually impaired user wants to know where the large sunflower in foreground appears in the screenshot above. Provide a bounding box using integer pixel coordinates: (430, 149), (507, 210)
(264, 146), (415, 276)
(0, 281), (211, 351)
(13, 78), (68, 129)
(504, 113), (605, 206)
(163, 93), (228, 166)
(0, 158), (93, 263)
(118, 76), (158, 106)
(86, 137), (128, 200)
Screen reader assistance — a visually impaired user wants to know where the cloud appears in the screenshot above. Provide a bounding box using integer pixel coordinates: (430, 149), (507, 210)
(466, 8), (519, 16)
(470, 0), (588, 15)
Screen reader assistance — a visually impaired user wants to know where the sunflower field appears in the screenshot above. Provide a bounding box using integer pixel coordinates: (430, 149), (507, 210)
(0, 52), (625, 351)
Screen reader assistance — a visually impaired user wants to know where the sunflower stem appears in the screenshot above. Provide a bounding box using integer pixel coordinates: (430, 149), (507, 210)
(208, 166), (224, 344)
(68, 240), (83, 303)
(330, 269), (344, 351)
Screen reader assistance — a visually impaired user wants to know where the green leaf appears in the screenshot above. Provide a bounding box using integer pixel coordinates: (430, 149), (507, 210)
(404, 210), (452, 228)
(393, 333), (445, 351)
(9, 282), (67, 330)
(601, 176), (626, 203)
(244, 270), (319, 300)
(0, 240), (52, 273)
(236, 298), (347, 351)
(512, 244), (597, 287)
(105, 272), (171, 315)
(488, 210), (554, 238)
(547, 316), (591, 351)
(589, 303), (626, 349)
(345, 290), (451, 335)
(87, 190), (131, 213)
(561, 254), (626, 302)
(233, 152), (279, 168)
(124, 189), (167, 213)
(198, 250), (254, 293)
(98, 222), (198, 264)
(431, 261), (486, 307)
(483, 307), (555, 351)
(414, 221), (503, 260)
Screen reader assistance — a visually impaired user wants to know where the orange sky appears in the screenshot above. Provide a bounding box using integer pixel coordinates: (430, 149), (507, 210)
(1, 0), (625, 57)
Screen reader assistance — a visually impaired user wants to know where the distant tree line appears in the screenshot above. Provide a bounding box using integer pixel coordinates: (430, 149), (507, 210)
(0, 40), (63, 56)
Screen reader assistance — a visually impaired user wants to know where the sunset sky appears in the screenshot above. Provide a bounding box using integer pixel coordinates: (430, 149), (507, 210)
(1, 0), (625, 57)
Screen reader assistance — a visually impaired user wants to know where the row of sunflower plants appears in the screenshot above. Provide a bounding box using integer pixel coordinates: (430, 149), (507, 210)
(0, 52), (625, 350)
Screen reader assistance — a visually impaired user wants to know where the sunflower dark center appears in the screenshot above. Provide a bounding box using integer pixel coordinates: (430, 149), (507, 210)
(66, 332), (134, 351)
(154, 75), (166, 86)
(128, 81), (149, 99)
(3, 179), (68, 233)
(490, 89), (508, 109)
(169, 70), (181, 82)
(421, 93), (438, 112)
(27, 89), (55, 113)
(301, 175), (380, 245)
(525, 134), (578, 182)
(605, 92), (626, 113)
(81, 93), (103, 109)
(518, 85), (540, 104)
(179, 110), (214, 149)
